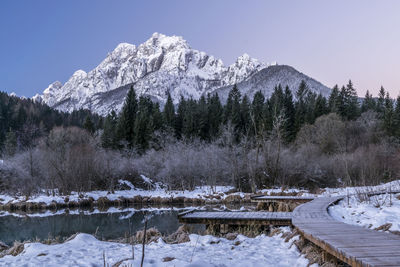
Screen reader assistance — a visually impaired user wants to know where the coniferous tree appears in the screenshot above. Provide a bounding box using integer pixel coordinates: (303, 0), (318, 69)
(207, 94), (223, 139)
(83, 116), (95, 134)
(101, 111), (118, 149)
(305, 91), (317, 124)
(163, 92), (175, 130)
(314, 94), (328, 118)
(197, 96), (209, 140)
(134, 96), (154, 151)
(152, 102), (164, 131)
(117, 86), (138, 147)
(174, 96), (186, 139)
(283, 86), (296, 142)
(383, 92), (395, 135)
(328, 85), (340, 113)
(376, 86), (386, 114)
(394, 95), (400, 137)
(361, 90), (376, 113)
(229, 85), (242, 141)
(224, 84), (241, 124)
(338, 80), (359, 120)
(251, 91), (265, 136)
(182, 99), (197, 139)
(295, 81), (308, 132)
(240, 95), (251, 136)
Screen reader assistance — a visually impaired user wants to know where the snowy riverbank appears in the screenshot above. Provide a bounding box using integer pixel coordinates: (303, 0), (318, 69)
(0, 228), (315, 267)
(329, 192), (400, 232)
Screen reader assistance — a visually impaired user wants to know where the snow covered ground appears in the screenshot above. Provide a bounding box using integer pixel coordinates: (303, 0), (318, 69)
(329, 192), (400, 231)
(0, 181), (236, 206)
(1, 228), (315, 267)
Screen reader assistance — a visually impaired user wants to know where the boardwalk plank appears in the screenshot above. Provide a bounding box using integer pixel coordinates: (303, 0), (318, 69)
(293, 196), (400, 267)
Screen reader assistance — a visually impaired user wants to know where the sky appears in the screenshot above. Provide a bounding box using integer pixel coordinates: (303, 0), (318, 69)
(1, 0), (400, 97)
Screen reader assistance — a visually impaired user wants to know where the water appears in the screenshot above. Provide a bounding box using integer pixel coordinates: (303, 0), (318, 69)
(0, 208), (187, 245)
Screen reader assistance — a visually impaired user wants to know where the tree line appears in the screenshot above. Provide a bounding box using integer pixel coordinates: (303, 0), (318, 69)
(0, 92), (102, 157)
(102, 80), (400, 152)
(1, 81), (400, 195)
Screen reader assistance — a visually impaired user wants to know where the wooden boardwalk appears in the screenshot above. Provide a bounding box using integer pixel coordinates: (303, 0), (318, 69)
(179, 211), (292, 226)
(292, 196), (400, 267)
(251, 195), (315, 203)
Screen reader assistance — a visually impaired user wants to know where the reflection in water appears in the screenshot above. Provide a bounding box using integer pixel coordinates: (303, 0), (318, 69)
(0, 209), (184, 245)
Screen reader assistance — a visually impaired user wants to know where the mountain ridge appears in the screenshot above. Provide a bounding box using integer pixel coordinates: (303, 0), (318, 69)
(35, 33), (331, 116)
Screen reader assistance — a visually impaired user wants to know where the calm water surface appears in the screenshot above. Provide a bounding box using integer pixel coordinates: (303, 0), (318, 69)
(0, 208), (187, 245)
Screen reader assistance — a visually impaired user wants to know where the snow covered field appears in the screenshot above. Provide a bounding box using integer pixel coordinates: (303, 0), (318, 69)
(329, 192), (400, 231)
(1, 228), (314, 267)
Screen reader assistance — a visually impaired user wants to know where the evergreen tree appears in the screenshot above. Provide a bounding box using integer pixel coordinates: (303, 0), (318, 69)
(338, 80), (359, 120)
(304, 91), (317, 124)
(228, 85), (242, 141)
(376, 86), (386, 114)
(383, 92), (395, 135)
(240, 95), (251, 136)
(101, 111), (118, 149)
(117, 86), (138, 147)
(134, 96), (154, 151)
(328, 85), (340, 113)
(315, 94), (328, 118)
(361, 90), (376, 113)
(163, 92), (175, 129)
(83, 116), (95, 134)
(207, 94), (223, 139)
(283, 86), (296, 142)
(197, 96), (209, 140)
(394, 95), (400, 137)
(174, 96), (186, 139)
(294, 81), (308, 132)
(152, 102), (164, 131)
(182, 99), (198, 139)
(224, 84), (241, 123)
(251, 91), (265, 135)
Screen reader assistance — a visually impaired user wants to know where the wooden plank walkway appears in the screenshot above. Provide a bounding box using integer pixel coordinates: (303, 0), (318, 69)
(179, 211), (292, 226)
(251, 195), (315, 203)
(292, 196), (400, 267)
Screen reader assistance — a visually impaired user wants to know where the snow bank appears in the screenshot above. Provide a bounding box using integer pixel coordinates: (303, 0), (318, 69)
(0, 183), (235, 206)
(1, 230), (314, 267)
(329, 193), (400, 231)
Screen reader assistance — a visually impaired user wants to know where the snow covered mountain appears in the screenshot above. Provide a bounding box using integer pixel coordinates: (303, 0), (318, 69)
(37, 33), (330, 116)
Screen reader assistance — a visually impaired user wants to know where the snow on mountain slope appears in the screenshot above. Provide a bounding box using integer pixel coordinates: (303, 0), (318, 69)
(213, 64), (332, 103)
(37, 32), (330, 116)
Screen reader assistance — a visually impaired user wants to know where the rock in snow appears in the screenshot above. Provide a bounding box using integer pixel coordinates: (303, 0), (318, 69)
(36, 32), (330, 116)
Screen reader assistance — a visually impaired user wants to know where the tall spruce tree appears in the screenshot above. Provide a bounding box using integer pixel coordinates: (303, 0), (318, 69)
(383, 92), (395, 135)
(283, 86), (296, 142)
(315, 94), (328, 118)
(240, 95), (251, 136)
(361, 90), (376, 113)
(207, 93), (223, 139)
(197, 96), (209, 140)
(101, 110), (118, 149)
(376, 86), (386, 115)
(328, 85), (340, 113)
(134, 96), (154, 151)
(117, 86), (138, 147)
(295, 81), (308, 132)
(251, 90), (265, 135)
(174, 96), (186, 139)
(163, 92), (175, 130)
(394, 95), (400, 137)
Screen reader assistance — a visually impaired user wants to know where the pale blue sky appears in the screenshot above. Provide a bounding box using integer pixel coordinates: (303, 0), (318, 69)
(1, 0), (400, 97)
